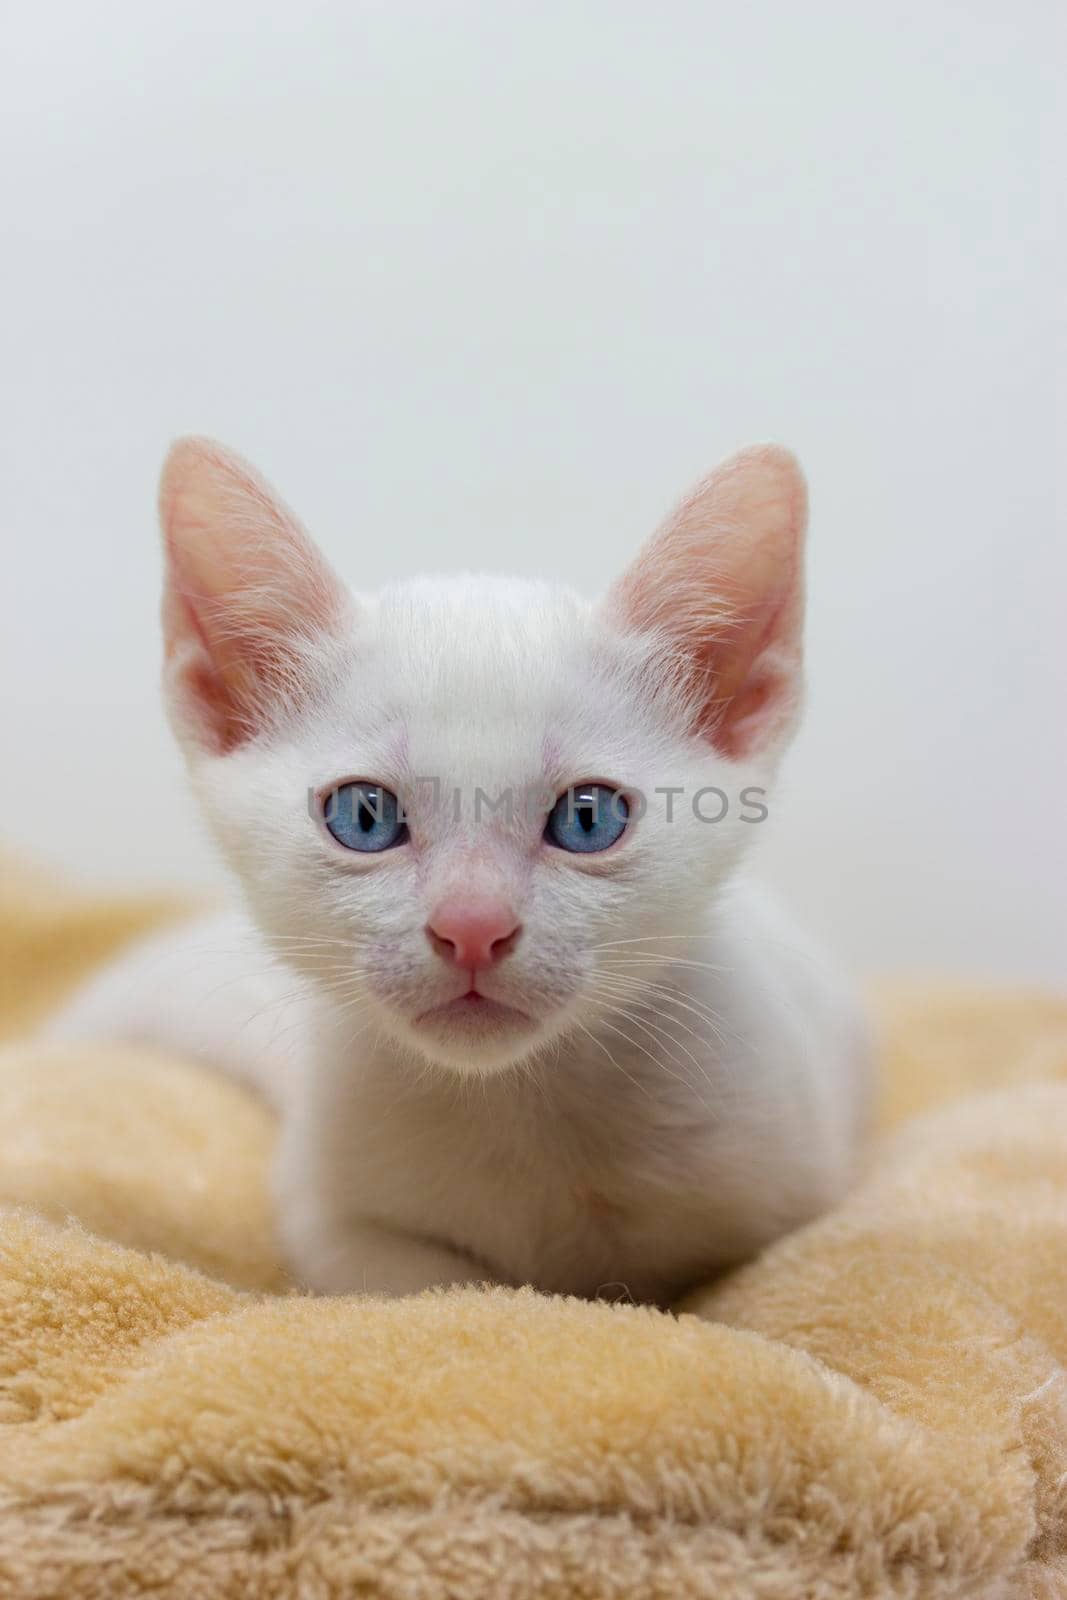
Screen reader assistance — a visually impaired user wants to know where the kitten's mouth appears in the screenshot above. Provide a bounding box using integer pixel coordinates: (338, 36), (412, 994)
(415, 990), (530, 1031)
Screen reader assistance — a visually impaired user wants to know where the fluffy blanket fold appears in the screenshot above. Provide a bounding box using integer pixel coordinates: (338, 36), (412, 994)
(1, 858), (1065, 1598)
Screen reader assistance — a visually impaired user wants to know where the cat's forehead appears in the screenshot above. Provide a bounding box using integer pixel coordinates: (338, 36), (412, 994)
(374, 573), (583, 655)
(376, 575), (585, 687)
(319, 574), (665, 787)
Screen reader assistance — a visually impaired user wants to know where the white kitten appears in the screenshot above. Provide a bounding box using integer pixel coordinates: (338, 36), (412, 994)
(51, 438), (871, 1302)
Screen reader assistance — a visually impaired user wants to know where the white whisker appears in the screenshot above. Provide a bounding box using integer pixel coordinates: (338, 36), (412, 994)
(572, 1017), (654, 1101)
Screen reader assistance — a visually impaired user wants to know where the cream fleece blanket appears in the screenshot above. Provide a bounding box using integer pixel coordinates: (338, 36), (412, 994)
(1, 857), (1066, 1599)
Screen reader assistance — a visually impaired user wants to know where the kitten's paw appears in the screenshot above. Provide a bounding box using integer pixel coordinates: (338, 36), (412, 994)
(278, 1205), (496, 1297)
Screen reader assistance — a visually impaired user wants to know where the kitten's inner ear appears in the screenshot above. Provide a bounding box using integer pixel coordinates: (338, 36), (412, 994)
(159, 437), (352, 754)
(604, 445), (807, 761)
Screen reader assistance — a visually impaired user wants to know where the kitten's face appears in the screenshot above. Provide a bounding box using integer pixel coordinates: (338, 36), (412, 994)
(161, 439), (806, 1074)
(199, 578), (750, 1070)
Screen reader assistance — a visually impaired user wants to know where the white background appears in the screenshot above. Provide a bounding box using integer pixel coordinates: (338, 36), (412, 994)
(3, 1), (1063, 983)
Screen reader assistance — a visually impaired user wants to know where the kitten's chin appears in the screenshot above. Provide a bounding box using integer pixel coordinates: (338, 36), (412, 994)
(395, 995), (552, 1076)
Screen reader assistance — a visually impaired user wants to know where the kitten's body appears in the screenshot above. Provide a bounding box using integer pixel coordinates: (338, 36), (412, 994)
(50, 440), (872, 1301)
(54, 883), (865, 1300)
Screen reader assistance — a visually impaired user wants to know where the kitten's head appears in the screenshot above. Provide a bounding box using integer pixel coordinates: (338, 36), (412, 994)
(160, 438), (806, 1073)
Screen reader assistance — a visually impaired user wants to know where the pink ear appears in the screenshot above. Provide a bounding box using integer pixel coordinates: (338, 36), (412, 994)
(159, 437), (352, 754)
(606, 445), (807, 761)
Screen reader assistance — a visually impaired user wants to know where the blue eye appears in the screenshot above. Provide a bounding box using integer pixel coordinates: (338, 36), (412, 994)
(323, 782), (407, 852)
(545, 784), (629, 854)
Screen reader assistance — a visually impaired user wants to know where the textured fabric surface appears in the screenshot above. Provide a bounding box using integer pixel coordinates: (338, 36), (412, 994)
(0, 856), (1065, 1598)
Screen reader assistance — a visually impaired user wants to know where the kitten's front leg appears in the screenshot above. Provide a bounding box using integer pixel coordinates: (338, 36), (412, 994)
(274, 1043), (502, 1295)
(280, 1208), (498, 1296)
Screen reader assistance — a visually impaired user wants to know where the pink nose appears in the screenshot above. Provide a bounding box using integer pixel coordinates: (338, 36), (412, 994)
(426, 899), (522, 970)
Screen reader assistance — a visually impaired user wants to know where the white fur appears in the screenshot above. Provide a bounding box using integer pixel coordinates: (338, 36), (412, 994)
(50, 445), (872, 1302)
